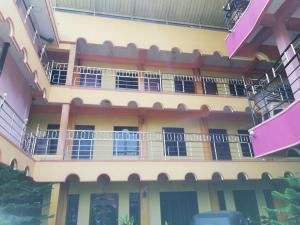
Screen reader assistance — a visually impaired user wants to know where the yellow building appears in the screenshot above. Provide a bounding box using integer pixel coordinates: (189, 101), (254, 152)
(0, 0), (300, 225)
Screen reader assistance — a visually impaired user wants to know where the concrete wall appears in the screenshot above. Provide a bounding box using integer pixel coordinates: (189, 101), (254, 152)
(65, 180), (273, 225)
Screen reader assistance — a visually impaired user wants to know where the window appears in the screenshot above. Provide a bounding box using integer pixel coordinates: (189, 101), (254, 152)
(229, 80), (246, 96)
(202, 78), (218, 95)
(50, 64), (67, 85)
(65, 194), (79, 225)
(209, 129), (231, 160)
(89, 193), (118, 225)
(144, 73), (161, 91)
(174, 76), (195, 93)
(35, 124), (59, 155)
(163, 128), (186, 156)
(116, 72), (138, 89)
(80, 68), (101, 87)
(72, 125), (95, 160)
(237, 130), (253, 157)
(113, 127), (139, 156)
(233, 190), (261, 225)
(160, 192), (198, 225)
(217, 191), (227, 210)
(129, 193), (140, 225)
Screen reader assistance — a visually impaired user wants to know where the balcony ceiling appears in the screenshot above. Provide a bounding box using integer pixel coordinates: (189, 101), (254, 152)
(51, 0), (228, 29)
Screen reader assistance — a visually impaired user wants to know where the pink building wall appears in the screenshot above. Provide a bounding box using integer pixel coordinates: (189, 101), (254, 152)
(225, 0), (271, 58)
(0, 53), (32, 122)
(250, 99), (300, 157)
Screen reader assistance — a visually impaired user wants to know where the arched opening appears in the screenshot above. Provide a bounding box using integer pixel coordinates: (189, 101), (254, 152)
(157, 173), (169, 182)
(65, 174), (80, 183)
(261, 172), (272, 181)
(10, 159), (17, 170)
(212, 172), (223, 182)
(185, 173), (196, 182)
(128, 173), (140, 183)
(97, 174), (111, 185)
(287, 149), (300, 157)
(237, 172), (248, 181)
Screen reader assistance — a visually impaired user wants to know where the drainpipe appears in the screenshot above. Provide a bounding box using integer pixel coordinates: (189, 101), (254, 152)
(0, 42), (10, 76)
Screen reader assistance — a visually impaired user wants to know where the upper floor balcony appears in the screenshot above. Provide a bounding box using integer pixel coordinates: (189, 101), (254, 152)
(247, 33), (300, 156)
(223, 0), (250, 30)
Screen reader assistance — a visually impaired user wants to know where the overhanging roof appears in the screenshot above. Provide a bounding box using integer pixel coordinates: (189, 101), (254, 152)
(51, 0), (228, 30)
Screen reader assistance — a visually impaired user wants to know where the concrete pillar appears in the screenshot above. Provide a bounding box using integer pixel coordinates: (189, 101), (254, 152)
(138, 117), (147, 159)
(199, 119), (212, 160)
(140, 183), (149, 225)
(273, 21), (300, 99)
(56, 183), (69, 225)
(193, 68), (203, 94)
(66, 44), (77, 86)
(57, 104), (70, 158)
(138, 65), (145, 91)
(47, 183), (61, 225)
(208, 183), (220, 211)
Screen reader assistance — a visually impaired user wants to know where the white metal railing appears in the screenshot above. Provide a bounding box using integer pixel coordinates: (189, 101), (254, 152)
(47, 62), (259, 96)
(0, 93), (37, 154)
(17, 0), (49, 66)
(33, 129), (257, 161)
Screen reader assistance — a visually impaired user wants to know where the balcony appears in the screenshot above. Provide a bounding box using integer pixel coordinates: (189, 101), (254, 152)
(48, 63), (251, 96)
(31, 129), (255, 161)
(223, 0), (250, 30)
(247, 33), (300, 156)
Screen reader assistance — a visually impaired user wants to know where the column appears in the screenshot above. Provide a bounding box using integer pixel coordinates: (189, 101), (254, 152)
(138, 65), (145, 91)
(47, 183), (61, 225)
(138, 117), (147, 159)
(56, 183), (69, 225)
(208, 183), (220, 211)
(199, 119), (212, 160)
(66, 44), (77, 86)
(57, 104), (70, 158)
(193, 68), (203, 94)
(140, 183), (149, 225)
(272, 21), (300, 99)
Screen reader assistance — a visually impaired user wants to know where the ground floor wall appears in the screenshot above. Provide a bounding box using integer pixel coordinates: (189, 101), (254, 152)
(47, 179), (282, 225)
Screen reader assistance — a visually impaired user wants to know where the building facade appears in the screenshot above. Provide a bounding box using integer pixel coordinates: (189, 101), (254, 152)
(0, 0), (299, 225)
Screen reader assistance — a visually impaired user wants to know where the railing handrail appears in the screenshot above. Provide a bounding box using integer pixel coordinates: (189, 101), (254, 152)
(50, 61), (257, 85)
(249, 33), (300, 89)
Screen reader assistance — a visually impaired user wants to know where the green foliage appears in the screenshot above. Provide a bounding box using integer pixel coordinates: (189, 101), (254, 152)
(0, 164), (52, 225)
(262, 176), (300, 225)
(119, 215), (135, 225)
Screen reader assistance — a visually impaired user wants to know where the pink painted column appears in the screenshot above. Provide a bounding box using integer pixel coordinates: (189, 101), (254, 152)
(273, 21), (300, 99)
(57, 104), (70, 158)
(66, 44), (77, 86)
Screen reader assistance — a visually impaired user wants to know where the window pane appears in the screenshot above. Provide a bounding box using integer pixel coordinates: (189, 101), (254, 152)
(163, 128), (186, 156)
(144, 74), (161, 92)
(72, 125), (95, 160)
(203, 80), (218, 95)
(65, 194), (79, 225)
(229, 82), (246, 96)
(174, 76), (195, 93)
(113, 127), (139, 156)
(129, 193), (140, 225)
(209, 129), (231, 160)
(80, 69), (101, 87)
(50, 67), (67, 85)
(116, 72), (138, 89)
(35, 124), (59, 155)
(89, 193), (118, 225)
(237, 130), (253, 157)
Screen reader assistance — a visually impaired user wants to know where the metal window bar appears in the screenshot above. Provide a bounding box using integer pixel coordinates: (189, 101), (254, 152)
(223, 0), (250, 30)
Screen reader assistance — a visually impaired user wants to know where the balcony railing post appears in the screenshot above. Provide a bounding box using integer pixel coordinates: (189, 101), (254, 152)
(212, 134), (218, 160)
(24, 5), (33, 24)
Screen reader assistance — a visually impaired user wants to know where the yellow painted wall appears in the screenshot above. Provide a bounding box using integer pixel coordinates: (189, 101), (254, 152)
(62, 180), (274, 225)
(54, 12), (228, 55)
